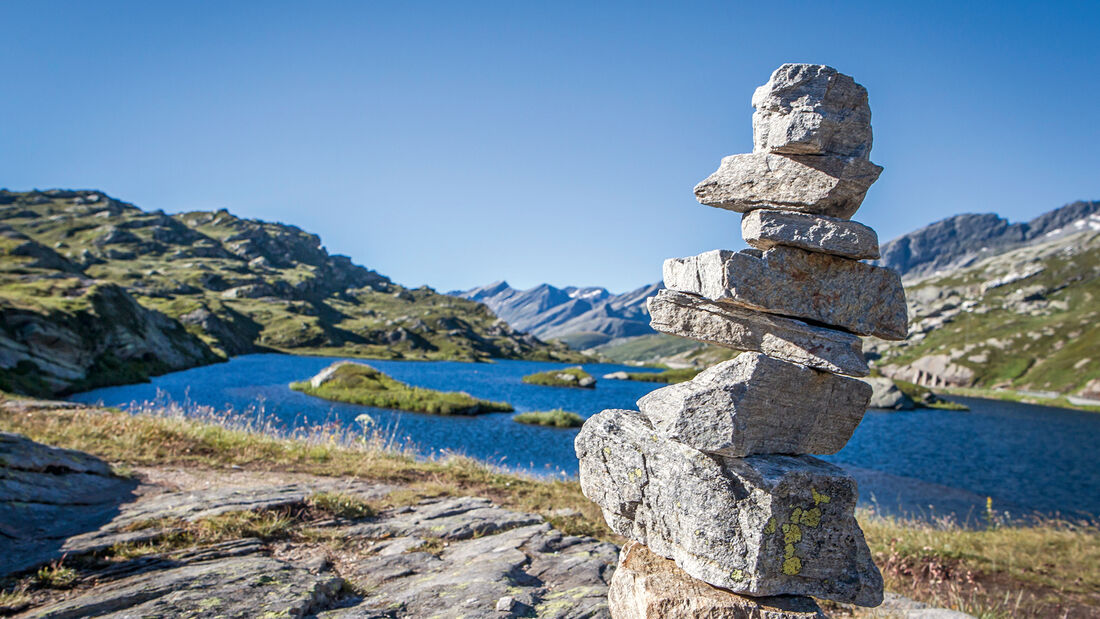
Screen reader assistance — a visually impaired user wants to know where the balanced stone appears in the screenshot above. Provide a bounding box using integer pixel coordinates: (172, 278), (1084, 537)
(608, 541), (825, 619)
(742, 209), (880, 260)
(575, 408), (883, 606)
(693, 153), (882, 220)
(752, 63), (872, 159)
(637, 352), (871, 457)
(648, 290), (869, 376)
(663, 246), (908, 340)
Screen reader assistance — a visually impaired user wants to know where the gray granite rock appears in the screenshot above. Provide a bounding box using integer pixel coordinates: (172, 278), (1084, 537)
(575, 409), (883, 606)
(743, 209), (880, 260)
(863, 376), (916, 410)
(637, 352), (871, 456)
(327, 521), (617, 619)
(663, 246), (908, 340)
(609, 541), (825, 619)
(693, 153), (882, 220)
(30, 541), (343, 619)
(338, 495), (543, 542)
(647, 290), (869, 376)
(752, 63), (873, 159)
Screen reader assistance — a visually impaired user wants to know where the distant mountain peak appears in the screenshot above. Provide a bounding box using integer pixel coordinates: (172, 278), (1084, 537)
(451, 281), (662, 348)
(878, 200), (1100, 281)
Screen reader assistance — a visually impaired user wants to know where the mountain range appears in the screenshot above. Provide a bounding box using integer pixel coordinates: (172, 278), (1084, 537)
(877, 200), (1100, 281)
(451, 281), (661, 349)
(0, 189), (577, 396)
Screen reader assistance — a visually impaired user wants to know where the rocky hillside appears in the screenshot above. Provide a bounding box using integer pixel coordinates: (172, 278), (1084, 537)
(878, 200), (1100, 281)
(0, 189), (576, 396)
(868, 223), (1100, 398)
(453, 281), (661, 348)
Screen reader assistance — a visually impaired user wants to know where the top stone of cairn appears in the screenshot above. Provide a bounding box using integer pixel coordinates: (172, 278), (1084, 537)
(752, 64), (872, 159)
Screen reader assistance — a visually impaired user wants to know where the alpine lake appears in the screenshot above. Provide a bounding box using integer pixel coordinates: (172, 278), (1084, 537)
(70, 353), (1100, 523)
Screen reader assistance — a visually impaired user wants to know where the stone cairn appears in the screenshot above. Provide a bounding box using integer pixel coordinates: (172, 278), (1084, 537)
(575, 64), (909, 618)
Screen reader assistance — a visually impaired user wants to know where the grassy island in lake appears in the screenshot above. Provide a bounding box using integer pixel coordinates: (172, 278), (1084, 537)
(291, 361), (512, 415)
(624, 367), (701, 384)
(513, 410), (585, 428)
(522, 366), (596, 389)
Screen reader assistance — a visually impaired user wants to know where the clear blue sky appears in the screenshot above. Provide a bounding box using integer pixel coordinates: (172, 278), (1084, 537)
(2, 1), (1097, 293)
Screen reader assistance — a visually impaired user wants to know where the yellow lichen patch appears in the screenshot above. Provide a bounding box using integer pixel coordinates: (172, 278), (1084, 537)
(730, 568), (745, 581)
(782, 523), (802, 544)
(782, 556), (802, 575)
(798, 507), (821, 528)
(784, 542), (797, 559)
(811, 488), (830, 505)
(764, 517), (776, 535)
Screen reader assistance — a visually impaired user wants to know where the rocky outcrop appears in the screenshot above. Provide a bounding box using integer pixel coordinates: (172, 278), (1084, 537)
(3, 432), (617, 618)
(1, 190), (579, 396)
(881, 355), (976, 388)
(863, 376), (916, 410)
(0, 226), (222, 396)
(578, 63), (897, 614)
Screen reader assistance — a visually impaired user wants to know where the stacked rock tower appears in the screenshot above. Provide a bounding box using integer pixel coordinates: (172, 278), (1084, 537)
(576, 64), (908, 617)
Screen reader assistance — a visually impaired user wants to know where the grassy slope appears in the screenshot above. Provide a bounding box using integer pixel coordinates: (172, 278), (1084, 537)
(290, 362), (512, 415)
(0, 218), (221, 396)
(0, 400), (1096, 618)
(870, 230), (1100, 396)
(0, 191), (584, 379)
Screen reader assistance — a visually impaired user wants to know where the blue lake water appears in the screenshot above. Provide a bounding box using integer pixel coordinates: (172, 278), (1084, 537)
(70, 353), (1100, 521)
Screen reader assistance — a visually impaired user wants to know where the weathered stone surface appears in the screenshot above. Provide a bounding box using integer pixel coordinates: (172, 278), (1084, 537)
(31, 540), (344, 619)
(328, 521), (617, 619)
(648, 290), (869, 376)
(881, 354), (976, 388)
(637, 352), (871, 457)
(575, 409), (883, 606)
(743, 209), (880, 260)
(6, 431), (617, 619)
(608, 541), (825, 619)
(863, 376), (916, 410)
(752, 63), (872, 159)
(693, 153), (882, 220)
(663, 246), (908, 340)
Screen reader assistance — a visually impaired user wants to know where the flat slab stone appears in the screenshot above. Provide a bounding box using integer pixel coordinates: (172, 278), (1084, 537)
(647, 290), (868, 376)
(30, 541), (343, 619)
(752, 63), (873, 159)
(327, 521), (618, 619)
(637, 352), (871, 456)
(609, 541), (825, 619)
(575, 409), (883, 606)
(663, 246), (908, 340)
(742, 209), (880, 260)
(693, 153), (882, 220)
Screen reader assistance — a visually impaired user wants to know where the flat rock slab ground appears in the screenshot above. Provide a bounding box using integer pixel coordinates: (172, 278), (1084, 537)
(2, 434), (616, 618)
